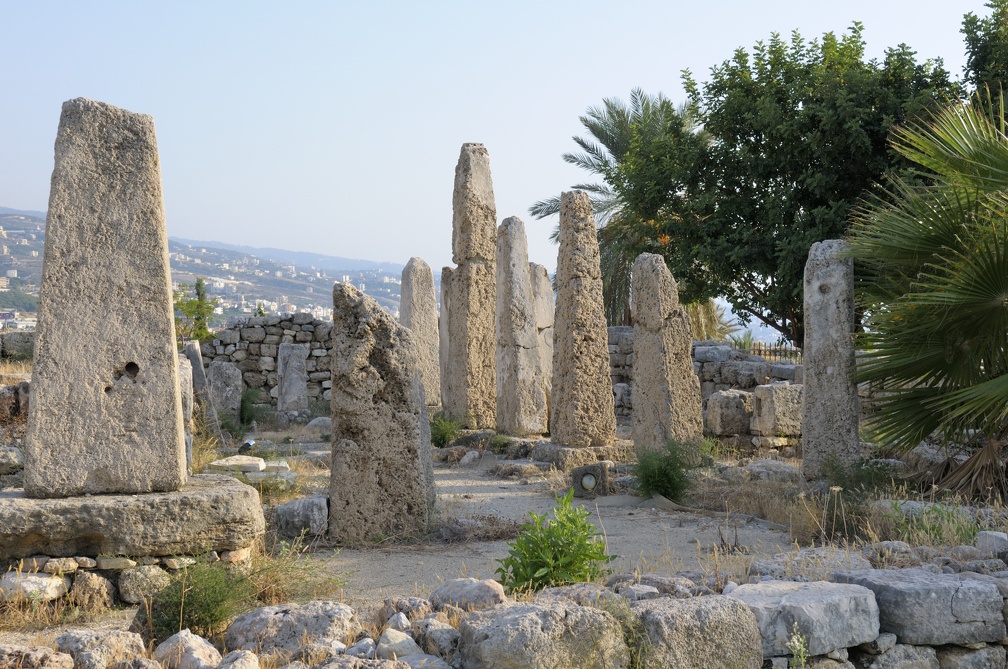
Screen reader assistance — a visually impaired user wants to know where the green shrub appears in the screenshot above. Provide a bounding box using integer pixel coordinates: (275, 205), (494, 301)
(495, 489), (614, 594)
(143, 562), (252, 642)
(430, 413), (462, 448)
(634, 440), (695, 503)
(239, 388), (267, 427)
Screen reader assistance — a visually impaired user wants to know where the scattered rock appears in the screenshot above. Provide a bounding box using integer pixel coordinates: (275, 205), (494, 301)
(216, 650), (260, 669)
(0, 646), (73, 669)
(55, 630), (146, 669)
(153, 629), (221, 669)
(0, 572), (68, 602)
(376, 628), (423, 660)
(118, 565), (170, 604)
(69, 571), (116, 610)
(0, 446), (23, 475)
(226, 601), (361, 657)
(429, 578), (506, 612)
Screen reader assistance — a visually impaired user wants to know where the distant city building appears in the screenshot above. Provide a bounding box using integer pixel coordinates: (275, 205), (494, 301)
(5, 270), (17, 278)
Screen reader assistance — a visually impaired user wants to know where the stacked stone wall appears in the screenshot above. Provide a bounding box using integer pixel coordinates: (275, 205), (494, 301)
(200, 315), (333, 406)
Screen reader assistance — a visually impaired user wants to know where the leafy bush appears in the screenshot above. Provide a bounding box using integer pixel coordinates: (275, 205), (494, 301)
(495, 489), (614, 594)
(239, 388), (267, 427)
(143, 562), (252, 642)
(634, 440), (696, 503)
(430, 413), (462, 448)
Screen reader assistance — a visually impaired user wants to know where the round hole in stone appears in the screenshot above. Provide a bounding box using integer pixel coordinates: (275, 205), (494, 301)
(581, 472), (597, 491)
(124, 362), (139, 379)
(104, 386), (112, 394)
(818, 283), (832, 294)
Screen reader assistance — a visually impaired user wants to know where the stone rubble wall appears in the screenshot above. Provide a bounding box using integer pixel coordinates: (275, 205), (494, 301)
(200, 314), (333, 407)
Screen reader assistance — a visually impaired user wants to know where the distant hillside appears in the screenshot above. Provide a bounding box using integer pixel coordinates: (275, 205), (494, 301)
(0, 207), (46, 219)
(171, 238), (404, 274)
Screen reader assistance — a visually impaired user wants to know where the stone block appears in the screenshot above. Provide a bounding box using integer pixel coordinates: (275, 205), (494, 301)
(25, 98), (185, 498)
(401, 257), (441, 408)
(571, 461), (613, 498)
(705, 389), (753, 436)
(275, 496), (328, 538)
(207, 361), (243, 427)
(750, 383), (803, 437)
(277, 343), (309, 413)
(694, 345), (732, 363)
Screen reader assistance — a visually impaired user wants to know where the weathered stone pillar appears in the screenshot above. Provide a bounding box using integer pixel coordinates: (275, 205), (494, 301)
(550, 191), (616, 447)
(24, 98), (186, 498)
(495, 217), (547, 435)
(439, 266), (452, 410)
(178, 354), (194, 472)
(801, 239), (859, 479)
(329, 283), (435, 544)
(207, 360), (243, 429)
(442, 143), (497, 429)
(530, 262), (554, 421)
(630, 253), (703, 455)
(277, 343), (309, 413)
(401, 257), (441, 409)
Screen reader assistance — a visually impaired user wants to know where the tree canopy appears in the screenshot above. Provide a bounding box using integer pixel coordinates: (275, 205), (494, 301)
(963, 0), (1008, 92)
(604, 24), (958, 344)
(174, 277), (217, 344)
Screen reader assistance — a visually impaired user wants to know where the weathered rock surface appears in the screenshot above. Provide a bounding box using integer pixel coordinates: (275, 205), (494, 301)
(853, 643), (937, 669)
(705, 390), (753, 436)
(834, 568), (1006, 645)
(413, 618), (460, 659)
(0, 571), (68, 602)
(400, 257), (441, 409)
(376, 628), (423, 660)
(935, 644), (1005, 668)
(276, 495), (329, 538)
(550, 191), (616, 447)
(0, 646), (73, 669)
(277, 343), (309, 413)
(750, 546), (871, 582)
(630, 253), (703, 453)
(750, 383), (802, 437)
(26, 97), (186, 498)
(207, 360), (243, 428)
(495, 217), (547, 436)
(226, 601), (361, 656)
(728, 581), (879, 657)
(459, 601), (628, 669)
(153, 629), (221, 669)
(802, 239), (859, 478)
(631, 595), (762, 669)
(0, 474), (264, 558)
(0, 445), (24, 475)
(117, 565), (170, 604)
(55, 630), (146, 669)
(216, 650), (260, 669)
(69, 571), (116, 610)
(429, 577), (507, 612)
(529, 262), (554, 416)
(328, 283), (435, 544)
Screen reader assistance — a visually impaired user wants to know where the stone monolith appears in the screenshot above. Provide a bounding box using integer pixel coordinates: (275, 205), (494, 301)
(530, 262), (554, 417)
(495, 217), (547, 435)
(329, 282), (435, 544)
(801, 239), (859, 479)
(631, 253), (703, 455)
(277, 343), (309, 413)
(439, 266), (452, 410)
(442, 143), (496, 428)
(550, 191), (616, 447)
(207, 360), (243, 428)
(178, 354), (194, 471)
(24, 97), (186, 498)
(401, 257), (441, 409)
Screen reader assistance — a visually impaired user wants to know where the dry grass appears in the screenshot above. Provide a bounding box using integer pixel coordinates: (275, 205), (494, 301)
(0, 359), (31, 385)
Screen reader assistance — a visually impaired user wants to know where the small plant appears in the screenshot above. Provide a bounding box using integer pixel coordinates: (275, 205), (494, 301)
(239, 388), (267, 428)
(495, 489), (614, 594)
(430, 413), (462, 448)
(634, 440), (696, 503)
(786, 621), (809, 668)
(885, 501), (979, 546)
(142, 562), (252, 642)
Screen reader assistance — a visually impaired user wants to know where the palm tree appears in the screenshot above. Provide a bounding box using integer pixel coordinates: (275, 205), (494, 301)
(848, 88), (1008, 498)
(531, 91), (731, 335)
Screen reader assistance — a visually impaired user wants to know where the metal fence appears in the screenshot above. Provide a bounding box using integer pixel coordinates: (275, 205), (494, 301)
(732, 342), (802, 364)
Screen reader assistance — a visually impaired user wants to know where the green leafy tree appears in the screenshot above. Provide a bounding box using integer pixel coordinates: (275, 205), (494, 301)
(963, 1), (1008, 93)
(174, 277), (217, 343)
(611, 24), (958, 344)
(848, 89), (1008, 497)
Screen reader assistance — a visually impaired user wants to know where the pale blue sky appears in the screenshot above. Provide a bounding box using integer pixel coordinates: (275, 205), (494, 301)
(0, 1), (987, 274)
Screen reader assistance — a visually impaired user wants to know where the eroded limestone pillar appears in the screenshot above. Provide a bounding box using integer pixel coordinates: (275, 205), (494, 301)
(439, 266), (452, 410)
(25, 98), (186, 498)
(530, 262), (554, 421)
(277, 343), (309, 413)
(401, 257), (441, 409)
(442, 143), (497, 428)
(329, 283), (435, 544)
(495, 217), (547, 435)
(550, 191), (616, 447)
(631, 253), (703, 455)
(801, 239), (859, 479)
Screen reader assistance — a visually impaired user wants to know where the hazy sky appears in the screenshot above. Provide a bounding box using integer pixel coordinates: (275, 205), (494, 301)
(0, 1), (988, 274)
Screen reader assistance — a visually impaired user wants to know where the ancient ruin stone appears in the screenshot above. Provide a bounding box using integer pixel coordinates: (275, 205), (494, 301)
(530, 262), (554, 414)
(495, 217), (547, 435)
(801, 240), (859, 479)
(442, 143), (496, 428)
(25, 98), (185, 498)
(177, 355), (193, 471)
(207, 360), (243, 427)
(630, 253), (703, 453)
(439, 266), (452, 410)
(277, 343), (309, 413)
(550, 191), (616, 447)
(400, 257), (441, 408)
(328, 283), (435, 544)
(750, 383), (802, 437)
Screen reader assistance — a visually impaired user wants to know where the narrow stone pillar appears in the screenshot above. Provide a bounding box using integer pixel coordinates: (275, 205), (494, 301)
(25, 98), (186, 498)
(277, 343), (309, 413)
(495, 217), (547, 435)
(329, 283), (435, 544)
(801, 239), (859, 479)
(631, 253), (703, 455)
(178, 354), (194, 472)
(439, 266), (452, 410)
(550, 191), (616, 447)
(207, 360), (243, 428)
(530, 262), (554, 421)
(401, 257), (441, 409)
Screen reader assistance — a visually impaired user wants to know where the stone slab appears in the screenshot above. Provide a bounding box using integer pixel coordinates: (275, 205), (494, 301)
(532, 442), (633, 471)
(26, 97), (185, 498)
(0, 474), (265, 559)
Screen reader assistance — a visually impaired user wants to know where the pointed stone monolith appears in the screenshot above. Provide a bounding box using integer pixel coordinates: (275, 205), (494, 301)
(442, 143), (497, 428)
(24, 98), (186, 498)
(631, 253), (703, 455)
(495, 217), (547, 435)
(401, 257), (441, 409)
(550, 191), (616, 447)
(801, 239), (859, 479)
